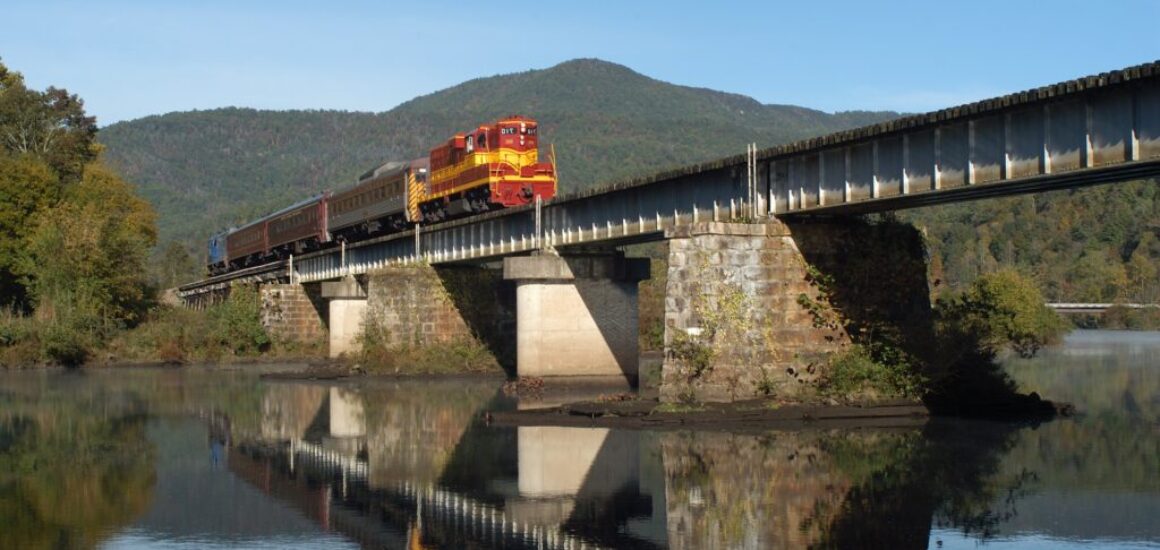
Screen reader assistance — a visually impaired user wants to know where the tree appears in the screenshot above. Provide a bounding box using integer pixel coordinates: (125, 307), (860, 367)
(937, 269), (1068, 359)
(154, 240), (198, 290)
(0, 59), (98, 183)
(0, 155), (58, 309)
(23, 162), (157, 326)
(1068, 249), (1128, 302)
(1126, 231), (1160, 302)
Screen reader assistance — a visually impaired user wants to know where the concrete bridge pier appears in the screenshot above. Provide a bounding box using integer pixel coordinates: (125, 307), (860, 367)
(321, 276), (368, 358)
(503, 252), (650, 385)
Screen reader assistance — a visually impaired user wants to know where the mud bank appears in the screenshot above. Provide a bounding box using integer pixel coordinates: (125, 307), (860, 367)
(489, 398), (931, 431)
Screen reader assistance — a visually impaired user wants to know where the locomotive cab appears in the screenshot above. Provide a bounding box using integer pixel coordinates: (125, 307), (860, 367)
(497, 120), (537, 153)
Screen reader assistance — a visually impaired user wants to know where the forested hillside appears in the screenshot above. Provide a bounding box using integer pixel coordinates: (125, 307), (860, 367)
(99, 59), (896, 244)
(99, 58), (1158, 304)
(908, 180), (1159, 305)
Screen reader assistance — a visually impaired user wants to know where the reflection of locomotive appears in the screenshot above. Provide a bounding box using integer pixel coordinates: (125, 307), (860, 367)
(207, 115), (556, 275)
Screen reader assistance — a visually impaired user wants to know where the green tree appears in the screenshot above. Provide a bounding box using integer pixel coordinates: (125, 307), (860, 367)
(1126, 231), (1160, 302)
(1068, 249), (1129, 302)
(210, 284), (269, 355)
(0, 156), (58, 309)
(937, 269), (1068, 359)
(0, 59), (98, 183)
(23, 162), (157, 327)
(153, 240), (198, 290)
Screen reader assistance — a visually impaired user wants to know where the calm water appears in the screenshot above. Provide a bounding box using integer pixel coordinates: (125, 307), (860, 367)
(0, 330), (1157, 549)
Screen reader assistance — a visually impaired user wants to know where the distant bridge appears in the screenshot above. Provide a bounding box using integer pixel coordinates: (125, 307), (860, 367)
(180, 60), (1160, 295)
(1047, 303), (1160, 314)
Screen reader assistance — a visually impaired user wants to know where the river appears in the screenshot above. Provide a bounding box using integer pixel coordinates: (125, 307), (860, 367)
(0, 330), (1156, 549)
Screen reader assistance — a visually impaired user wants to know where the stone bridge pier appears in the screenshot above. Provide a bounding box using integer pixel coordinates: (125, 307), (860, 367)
(660, 219), (933, 403)
(255, 278), (370, 359)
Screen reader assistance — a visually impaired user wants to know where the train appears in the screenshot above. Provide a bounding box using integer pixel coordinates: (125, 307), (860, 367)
(206, 115), (556, 275)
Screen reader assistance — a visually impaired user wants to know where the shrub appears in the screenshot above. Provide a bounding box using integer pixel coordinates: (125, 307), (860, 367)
(822, 345), (925, 400)
(936, 269), (1067, 359)
(209, 285), (270, 356)
(1102, 305), (1160, 330)
(0, 312), (40, 367)
(356, 308), (498, 374)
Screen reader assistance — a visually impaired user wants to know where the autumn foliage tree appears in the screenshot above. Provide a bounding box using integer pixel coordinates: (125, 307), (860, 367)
(0, 58), (156, 365)
(0, 155), (58, 308)
(24, 163), (157, 323)
(0, 60), (98, 182)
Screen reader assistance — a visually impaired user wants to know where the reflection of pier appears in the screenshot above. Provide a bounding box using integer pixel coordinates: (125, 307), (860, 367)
(243, 381), (664, 548)
(262, 434), (643, 549)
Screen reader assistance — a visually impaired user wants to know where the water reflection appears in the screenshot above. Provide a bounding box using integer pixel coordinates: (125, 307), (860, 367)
(0, 375), (155, 550)
(0, 331), (1157, 548)
(229, 381), (1037, 549)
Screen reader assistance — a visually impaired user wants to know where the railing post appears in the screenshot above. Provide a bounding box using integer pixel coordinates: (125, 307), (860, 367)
(534, 194), (543, 250)
(414, 224), (421, 262)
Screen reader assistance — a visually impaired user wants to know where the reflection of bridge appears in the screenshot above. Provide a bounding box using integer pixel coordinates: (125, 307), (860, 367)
(224, 378), (1131, 549)
(237, 382), (665, 548)
(286, 438), (616, 550)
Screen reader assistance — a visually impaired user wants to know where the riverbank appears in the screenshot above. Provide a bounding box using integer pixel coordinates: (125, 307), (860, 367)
(250, 356), (1069, 428)
(4, 347), (1072, 427)
(488, 390), (1070, 430)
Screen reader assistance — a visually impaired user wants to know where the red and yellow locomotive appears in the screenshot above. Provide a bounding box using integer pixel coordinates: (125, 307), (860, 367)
(422, 115), (556, 222)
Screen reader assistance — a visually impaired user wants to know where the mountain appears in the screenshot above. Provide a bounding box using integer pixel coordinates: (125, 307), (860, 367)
(98, 59), (898, 245)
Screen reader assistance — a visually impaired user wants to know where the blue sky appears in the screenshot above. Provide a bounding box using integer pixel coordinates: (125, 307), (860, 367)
(2, 0), (1157, 126)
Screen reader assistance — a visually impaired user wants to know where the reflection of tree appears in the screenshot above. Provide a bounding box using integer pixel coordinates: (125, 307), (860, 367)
(660, 422), (1036, 550)
(0, 411), (155, 549)
(810, 420), (1032, 549)
(999, 413), (1160, 493)
(661, 430), (863, 549)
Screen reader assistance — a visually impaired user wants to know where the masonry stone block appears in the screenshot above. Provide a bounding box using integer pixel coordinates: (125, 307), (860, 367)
(260, 283), (326, 345)
(354, 264), (515, 368)
(661, 219), (934, 403)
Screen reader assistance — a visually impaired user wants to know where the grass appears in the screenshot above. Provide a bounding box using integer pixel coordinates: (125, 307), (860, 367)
(356, 336), (500, 375)
(653, 402), (706, 414)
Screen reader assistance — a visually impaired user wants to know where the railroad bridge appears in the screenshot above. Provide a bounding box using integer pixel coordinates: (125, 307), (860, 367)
(180, 60), (1160, 401)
